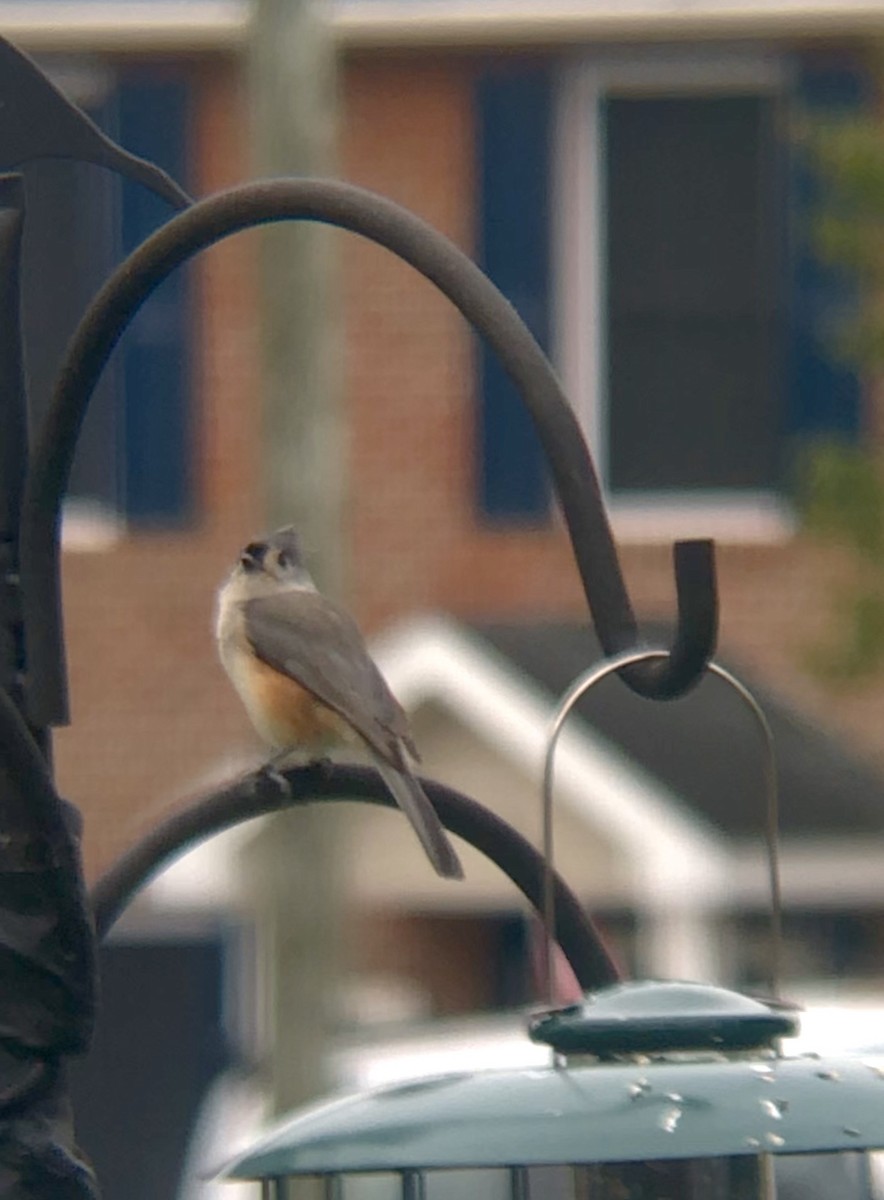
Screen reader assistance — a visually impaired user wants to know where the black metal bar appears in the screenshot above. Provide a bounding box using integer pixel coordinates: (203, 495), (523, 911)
(510, 1167), (530, 1200)
(324, 1175), (344, 1200)
(21, 179), (716, 730)
(90, 762), (621, 993)
(0, 686), (96, 1048)
(0, 175), (27, 708)
(400, 1172), (425, 1200)
(0, 684), (97, 1191)
(0, 42), (189, 1198)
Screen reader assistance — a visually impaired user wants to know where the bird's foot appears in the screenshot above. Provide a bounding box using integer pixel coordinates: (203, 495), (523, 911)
(254, 761), (291, 801)
(307, 754), (335, 782)
(255, 752), (334, 797)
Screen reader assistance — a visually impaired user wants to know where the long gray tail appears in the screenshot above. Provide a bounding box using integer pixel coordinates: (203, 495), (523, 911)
(376, 760), (464, 880)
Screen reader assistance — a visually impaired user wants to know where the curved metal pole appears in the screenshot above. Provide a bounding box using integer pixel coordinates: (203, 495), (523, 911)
(21, 179), (717, 730)
(541, 649), (782, 1001)
(90, 761), (622, 993)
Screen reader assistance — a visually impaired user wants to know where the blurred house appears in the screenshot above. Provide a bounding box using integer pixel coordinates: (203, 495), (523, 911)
(11, 0), (884, 1195)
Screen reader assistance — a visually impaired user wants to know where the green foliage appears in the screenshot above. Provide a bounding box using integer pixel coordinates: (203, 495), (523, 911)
(805, 585), (884, 682)
(794, 438), (884, 683)
(809, 120), (884, 240)
(801, 114), (884, 353)
(796, 440), (884, 560)
(795, 90), (884, 681)
(788, 434), (884, 683)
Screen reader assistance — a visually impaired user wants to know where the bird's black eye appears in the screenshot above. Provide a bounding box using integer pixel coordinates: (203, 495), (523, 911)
(277, 549), (291, 569)
(240, 542), (266, 571)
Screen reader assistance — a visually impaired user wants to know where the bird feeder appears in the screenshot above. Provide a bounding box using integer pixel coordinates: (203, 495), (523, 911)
(222, 653), (884, 1200)
(222, 979), (884, 1198)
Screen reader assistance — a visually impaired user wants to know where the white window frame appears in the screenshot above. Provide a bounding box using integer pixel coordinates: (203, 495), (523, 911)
(553, 47), (797, 544)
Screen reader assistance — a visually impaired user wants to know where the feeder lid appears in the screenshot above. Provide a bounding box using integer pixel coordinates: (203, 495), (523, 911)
(223, 1053), (884, 1179)
(528, 981), (799, 1055)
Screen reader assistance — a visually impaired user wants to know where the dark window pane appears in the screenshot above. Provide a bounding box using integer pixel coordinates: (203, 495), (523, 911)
(117, 71), (193, 524)
(605, 95), (785, 493)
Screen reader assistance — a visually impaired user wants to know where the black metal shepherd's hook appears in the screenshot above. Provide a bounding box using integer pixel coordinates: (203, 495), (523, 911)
(0, 39), (190, 717)
(20, 179), (717, 735)
(0, 39), (191, 1198)
(0, 38), (190, 207)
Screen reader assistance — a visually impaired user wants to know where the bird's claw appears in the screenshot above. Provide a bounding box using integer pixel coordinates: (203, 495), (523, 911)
(254, 762), (291, 800)
(307, 755), (334, 782)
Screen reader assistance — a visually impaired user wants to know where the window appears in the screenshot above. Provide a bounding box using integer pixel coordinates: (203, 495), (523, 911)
(556, 50), (797, 541)
(557, 49), (869, 541)
(476, 51), (863, 538)
(20, 60), (192, 541)
(604, 94), (782, 495)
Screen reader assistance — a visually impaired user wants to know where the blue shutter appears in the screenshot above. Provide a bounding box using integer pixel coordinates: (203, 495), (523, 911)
(476, 65), (552, 521)
(788, 59), (866, 443)
(117, 73), (192, 524)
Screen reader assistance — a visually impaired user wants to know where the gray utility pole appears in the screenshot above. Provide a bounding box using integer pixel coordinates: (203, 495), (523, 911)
(246, 0), (344, 1120)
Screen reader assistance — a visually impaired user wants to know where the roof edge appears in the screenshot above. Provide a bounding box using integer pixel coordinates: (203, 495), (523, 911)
(0, 3), (245, 54)
(337, 1), (884, 51)
(3, 1), (883, 56)
(372, 614), (730, 902)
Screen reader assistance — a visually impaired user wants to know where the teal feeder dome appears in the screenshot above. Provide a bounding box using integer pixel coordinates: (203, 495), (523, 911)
(222, 981), (884, 1199)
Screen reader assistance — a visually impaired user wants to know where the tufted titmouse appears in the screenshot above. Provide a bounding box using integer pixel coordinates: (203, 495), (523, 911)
(216, 527), (463, 879)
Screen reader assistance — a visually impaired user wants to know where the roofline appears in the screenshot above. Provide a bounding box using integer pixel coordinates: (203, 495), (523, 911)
(3, 1), (884, 56)
(732, 838), (884, 908)
(337, 1), (884, 52)
(0, 3), (245, 54)
(372, 615), (730, 905)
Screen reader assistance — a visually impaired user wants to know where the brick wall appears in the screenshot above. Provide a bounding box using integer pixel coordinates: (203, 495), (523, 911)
(347, 911), (497, 1016)
(341, 56), (589, 628)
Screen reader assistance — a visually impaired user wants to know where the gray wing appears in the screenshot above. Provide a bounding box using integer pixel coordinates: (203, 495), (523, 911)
(243, 591), (416, 766)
